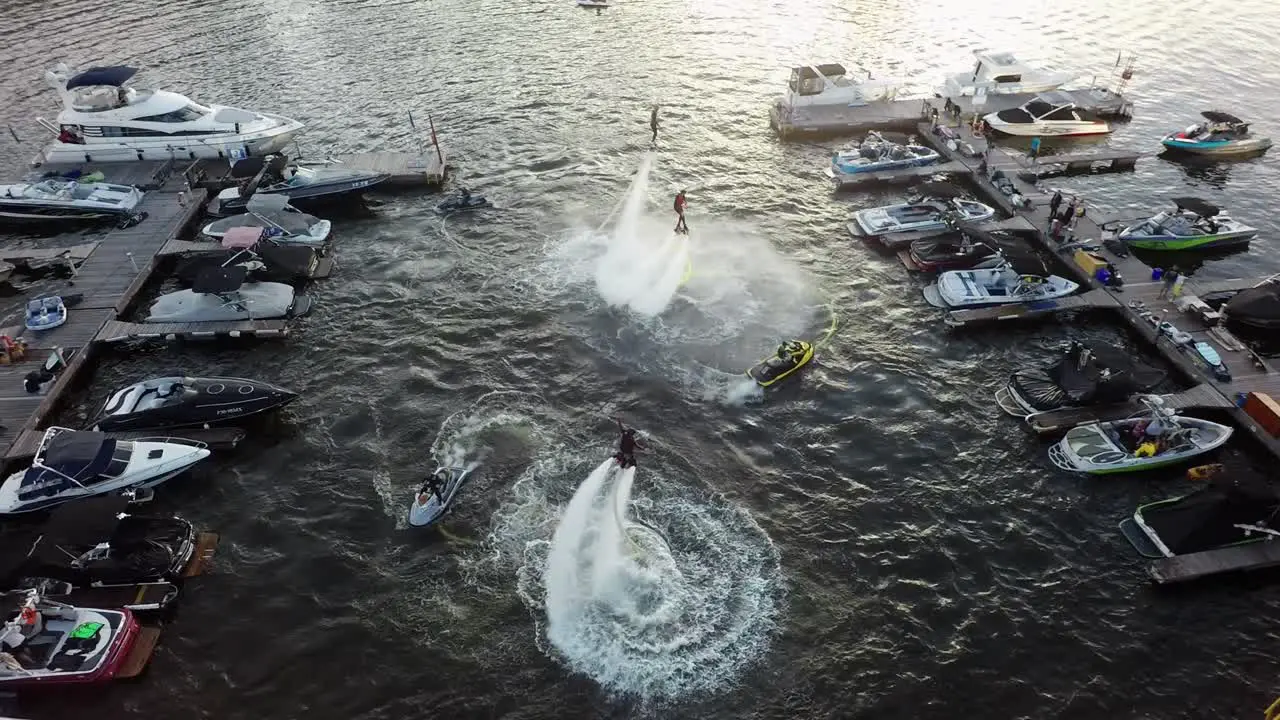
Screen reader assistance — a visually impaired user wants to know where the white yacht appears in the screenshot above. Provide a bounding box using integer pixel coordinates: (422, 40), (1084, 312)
(942, 50), (1077, 99)
(777, 63), (905, 112)
(0, 428), (210, 515)
(34, 64), (304, 165)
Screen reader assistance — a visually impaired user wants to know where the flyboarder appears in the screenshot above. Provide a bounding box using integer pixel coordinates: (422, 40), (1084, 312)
(674, 190), (688, 234)
(650, 105), (660, 144)
(612, 418), (647, 468)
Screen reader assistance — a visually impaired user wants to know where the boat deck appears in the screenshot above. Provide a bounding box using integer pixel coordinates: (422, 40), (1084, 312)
(4, 427), (246, 460)
(831, 160), (966, 188)
(97, 318), (290, 342)
(332, 152), (447, 187)
(1150, 542), (1280, 585)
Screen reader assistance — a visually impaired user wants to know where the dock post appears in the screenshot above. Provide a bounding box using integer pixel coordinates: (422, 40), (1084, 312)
(126, 252), (139, 273)
(427, 114), (444, 168)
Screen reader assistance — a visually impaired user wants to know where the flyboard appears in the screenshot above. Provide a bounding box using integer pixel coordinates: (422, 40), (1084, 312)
(408, 464), (477, 528)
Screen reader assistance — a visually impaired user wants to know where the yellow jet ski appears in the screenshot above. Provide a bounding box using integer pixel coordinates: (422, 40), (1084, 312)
(746, 340), (814, 387)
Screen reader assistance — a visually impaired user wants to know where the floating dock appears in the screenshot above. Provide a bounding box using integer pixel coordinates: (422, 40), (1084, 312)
(1149, 542), (1280, 585)
(330, 151), (447, 187)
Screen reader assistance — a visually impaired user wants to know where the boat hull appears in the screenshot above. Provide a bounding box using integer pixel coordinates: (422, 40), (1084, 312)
(985, 120), (1111, 137)
(36, 114), (303, 165)
(1122, 231), (1256, 250)
(1161, 136), (1273, 156)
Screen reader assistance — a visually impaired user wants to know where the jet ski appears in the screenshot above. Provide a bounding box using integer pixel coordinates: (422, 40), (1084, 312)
(746, 341), (813, 387)
(408, 465), (475, 528)
(435, 188), (490, 216)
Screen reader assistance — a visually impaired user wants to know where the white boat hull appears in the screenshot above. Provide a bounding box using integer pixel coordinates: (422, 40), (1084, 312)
(985, 117), (1111, 137)
(36, 113), (302, 165)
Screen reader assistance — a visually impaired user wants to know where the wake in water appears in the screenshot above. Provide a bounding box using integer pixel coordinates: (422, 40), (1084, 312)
(523, 457), (781, 700)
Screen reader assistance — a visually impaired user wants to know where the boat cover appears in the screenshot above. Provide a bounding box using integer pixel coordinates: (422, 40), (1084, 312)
(256, 244), (317, 275)
(1143, 475), (1280, 555)
(192, 265), (248, 294)
(1172, 196), (1219, 217)
(18, 432), (116, 501)
(39, 495), (131, 545)
(1224, 283), (1280, 325)
(1012, 342), (1166, 411)
(1201, 110), (1244, 125)
(222, 227), (263, 249)
(66, 66), (138, 89)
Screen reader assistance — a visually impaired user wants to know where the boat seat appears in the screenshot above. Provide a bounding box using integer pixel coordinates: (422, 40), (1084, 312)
(105, 385), (144, 415)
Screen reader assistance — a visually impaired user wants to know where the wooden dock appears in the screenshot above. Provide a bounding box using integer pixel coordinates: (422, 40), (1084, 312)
(1150, 542), (1280, 585)
(25, 159), (178, 191)
(331, 151), (446, 187)
(98, 318), (290, 343)
(1024, 384), (1233, 434)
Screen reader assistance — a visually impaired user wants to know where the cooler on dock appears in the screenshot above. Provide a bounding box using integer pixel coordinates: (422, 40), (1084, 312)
(1243, 392), (1280, 437)
(1073, 249), (1109, 277)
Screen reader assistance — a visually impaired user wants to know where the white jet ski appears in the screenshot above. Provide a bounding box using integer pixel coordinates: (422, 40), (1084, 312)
(408, 465), (476, 528)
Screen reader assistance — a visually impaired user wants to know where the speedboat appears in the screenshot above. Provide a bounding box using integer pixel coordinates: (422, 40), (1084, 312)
(90, 376), (297, 432)
(826, 132), (940, 176)
(1120, 473), (1280, 558)
(1117, 197), (1257, 250)
(0, 180), (144, 224)
(145, 265), (312, 323)
(35, 64), (303, 165)
(942, 50), (1077, 98)
(909, 237), (1005, 272)
(1223, 277), (1280, 332)
(773, 63), (904, 119)
(850, 183), (995, 237)
(1047, 398), (1233, 475)
(983, 92), (1111, 137)
(409, 465), (476, 528)
(1161, 111), (1273, 156)
(0, 428), (210, 515)
(923, 263), (1079, 309)
(995, 341), (1166, 417)
(208, 155), (388, 217)
(746, 341), (813, 387)
(201, 194), (331, 247)
(434, 188), (491, 216)
(175, 243), (325, 286)
(0, 588), (150, 688)
(25, 297), (67, 332)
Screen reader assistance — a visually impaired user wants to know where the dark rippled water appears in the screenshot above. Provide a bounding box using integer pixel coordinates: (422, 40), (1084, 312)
(4, 1), (1280, 718)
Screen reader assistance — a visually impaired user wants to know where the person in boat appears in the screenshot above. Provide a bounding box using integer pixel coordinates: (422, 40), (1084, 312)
(674, 190), (688, 234)
(775, 340), (807, 364)
(419, 468), (450, 505)
(613, 418), (647, 469)
(459, 187), (472, 204)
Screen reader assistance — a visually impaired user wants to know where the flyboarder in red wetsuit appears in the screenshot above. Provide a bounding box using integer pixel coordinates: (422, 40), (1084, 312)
(613, 418), (647, 468)
(673, 190), (688, 235)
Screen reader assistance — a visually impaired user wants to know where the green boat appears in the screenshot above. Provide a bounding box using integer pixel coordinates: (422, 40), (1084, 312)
(1117, 197), (1257, 250)
(1119, 474), (1280, 559)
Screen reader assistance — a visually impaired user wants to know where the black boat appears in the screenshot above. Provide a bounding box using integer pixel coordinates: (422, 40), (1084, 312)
(1223, 277), (1280, 332)
(208, 155), (388, 217)
(174, 243), (327, 286)
(996, 341), (1166, 416)
(90, 375), (298, 432)
(909, 222), (1039, 273)
(1120, 473), (1280, 558)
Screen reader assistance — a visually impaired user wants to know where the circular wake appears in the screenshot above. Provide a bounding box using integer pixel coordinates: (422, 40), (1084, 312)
(515, 457), (783, 700)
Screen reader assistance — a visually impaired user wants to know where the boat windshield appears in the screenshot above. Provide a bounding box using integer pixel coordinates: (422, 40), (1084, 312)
(1024, 100), (1055, 118)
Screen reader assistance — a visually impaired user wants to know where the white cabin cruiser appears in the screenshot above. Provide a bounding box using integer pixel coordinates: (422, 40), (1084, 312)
(923, 264), (1079, 309)
(942, 50), (1077, 99)
(0, 179), (144, 224)
(0, 428), (209, 515)
(35, 64), (304, 165)
(145, 265), (312, 323)
(984, 92), (1111, 137)
(775, 64), (904, 114)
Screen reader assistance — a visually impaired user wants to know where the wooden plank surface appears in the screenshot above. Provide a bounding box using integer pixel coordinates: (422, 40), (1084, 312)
(1150, 542), (1280, 584)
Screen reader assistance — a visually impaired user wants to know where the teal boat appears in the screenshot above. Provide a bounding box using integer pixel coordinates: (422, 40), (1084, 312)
(1161, 111), (1273, 157)
(1118, 197), (1257, 250)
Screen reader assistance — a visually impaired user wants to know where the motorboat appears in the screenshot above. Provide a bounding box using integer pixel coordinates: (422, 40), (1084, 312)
(1117, 197), (1257, 250)
(0, 428), (210, 515)
(90, 375), (297, 432)
(0, 180), (144, 224)
(174, 243), (326, 286)
(1223, 277), (1280, 331)
(35, 64), (303, 164)
(942, 50), (1077, 98)
(0, 588), (150, 688)
(826, 132), (940, 176)
(774, 64), (904, 119)
(1120, 473), (1280, 558)
(746, 341), (813, 387)
(995, 341), (1166, 417)
(409, 465), (477, 528)
(850, 182), (995, 237)
(1161, 111), (1273, 156)
(208, 155), (388, 217)
(200, 194), (331, 246)
(434, 188), (491, 216)
(145, 265), (312, 323)
(908, 223), (1036, 272)
(1047, 397), (1233, 475)
(983, 92), (1111, 137)
(923, 263), (1078, 309)
(24, 297), (67, 332)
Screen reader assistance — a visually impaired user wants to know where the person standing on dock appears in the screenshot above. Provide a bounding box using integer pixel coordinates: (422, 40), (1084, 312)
(673, 190), (689, 234)
(1159, 267), (1179, 299)
(1063, 197), (1077, 226)
(1049, 190), (1063, 221)
(650, 105), (660, 144)
(1073, 202), (1086, 229)
(1029, 137), (1042, 164)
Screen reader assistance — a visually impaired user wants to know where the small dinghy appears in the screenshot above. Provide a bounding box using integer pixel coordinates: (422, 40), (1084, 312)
(923, 263), (1078, 309)
(1118, 197), (1257, 251)
(25, 296), (67, 332)
(1161, 111), (1273, 157)
(746, 340), (813, 387)
(827, 132), (940, 176)
(1047, 397), (1234, 475)
(409, 465), (476, 528)
(434, 188), (490, 216)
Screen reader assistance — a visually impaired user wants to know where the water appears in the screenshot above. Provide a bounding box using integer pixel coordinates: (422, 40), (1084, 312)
(2, 1), (1280, 717)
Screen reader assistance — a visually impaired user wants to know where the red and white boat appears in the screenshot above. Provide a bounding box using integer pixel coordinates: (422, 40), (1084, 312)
(0, 588), (158, 688)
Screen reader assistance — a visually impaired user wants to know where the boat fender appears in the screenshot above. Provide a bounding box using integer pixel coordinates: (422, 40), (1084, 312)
(1186, 463), (1223, 481)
